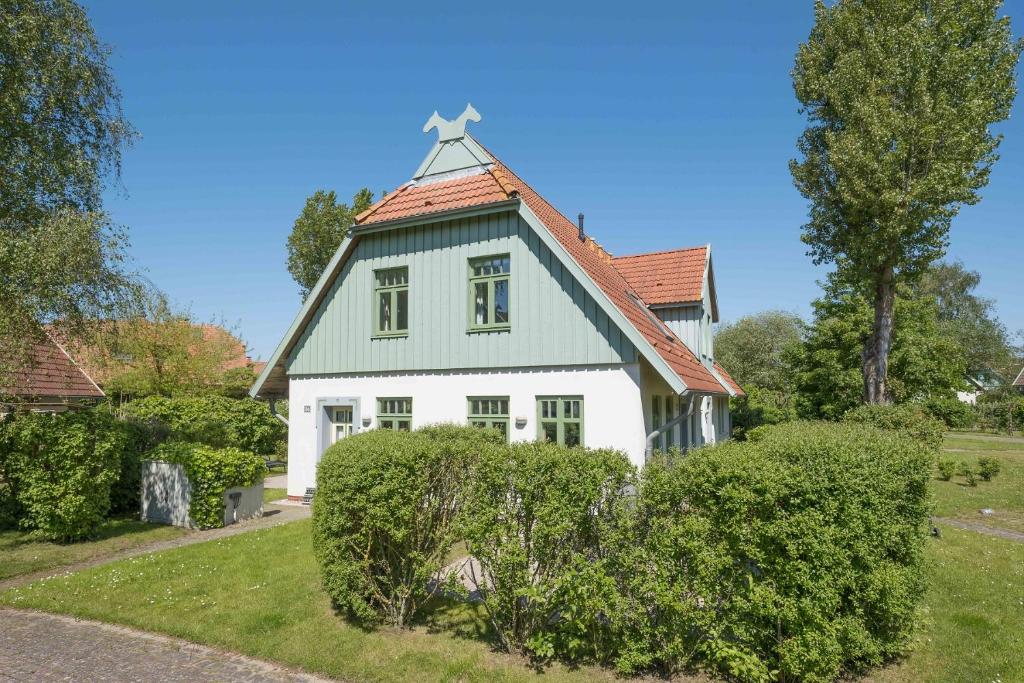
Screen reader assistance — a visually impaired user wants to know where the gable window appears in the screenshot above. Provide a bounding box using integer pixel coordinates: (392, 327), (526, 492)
(537, 396), (583, 447)
(377, 397), (412, 431)
(468, 396), (509, 441)
(468, 255), (510, 331)
(374, 267), (409, 337)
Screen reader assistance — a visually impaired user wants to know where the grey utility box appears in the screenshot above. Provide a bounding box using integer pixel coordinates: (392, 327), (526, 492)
(140, 460), (263, 529)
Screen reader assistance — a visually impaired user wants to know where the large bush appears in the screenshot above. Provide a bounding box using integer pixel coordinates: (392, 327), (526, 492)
(148, 441), (265, 529)
(842, 403), (944, 453)
(615, 422), (933, 682)
(0, 410), (126, 540)
(121, 395), (285, 454)
(921, 396), (976, 430)
(461, 441), (634, 660)
(976, 394), (1024, 433)
(730, 386), (797, 439)
(312, 424), (498, 626)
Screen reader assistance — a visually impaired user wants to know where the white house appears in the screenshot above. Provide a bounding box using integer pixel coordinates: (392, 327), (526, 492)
(251, 106), (744, 501)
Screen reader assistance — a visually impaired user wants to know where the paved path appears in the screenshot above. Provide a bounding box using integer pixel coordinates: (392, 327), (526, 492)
(934, 517), (1024, 543)
(944, 432), (1024, 445)
(0, 503), (311, 592)
(0, 608), (336, 682)
(264, 473), (288, 489)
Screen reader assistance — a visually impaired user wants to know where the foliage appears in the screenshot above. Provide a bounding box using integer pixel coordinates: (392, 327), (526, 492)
(730, 386), (798, 439)
(120, 395), (285, 455)
(794, 278), (965, 419)
(975, 391), (1024, 433)
(714, 311), (805, 393)
(921, 396), (976, 430)
(977, 456), (1001, 481)
(286, 188), (374, 298)
(843, 403), (945, 454)
(936, 457), (957, 481)
(311, 425), (497, 626)
(0, 0), (137, 382)
(959, 462), (979, 487)
(615, 422), (933, 682)
(108, 413), (168, 514)
(460, 441), (633, 660)
(148, 441), (265, 529)
(791, 0), (1021, 403)
(0, 409), (126, 540)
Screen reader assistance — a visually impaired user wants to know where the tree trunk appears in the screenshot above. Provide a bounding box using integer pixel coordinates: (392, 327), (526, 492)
(862, 266), (896, 405)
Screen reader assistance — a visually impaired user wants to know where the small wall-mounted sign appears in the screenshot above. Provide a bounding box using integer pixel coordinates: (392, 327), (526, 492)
(303, 405), (311, 413)
(515, 417), (527, 429)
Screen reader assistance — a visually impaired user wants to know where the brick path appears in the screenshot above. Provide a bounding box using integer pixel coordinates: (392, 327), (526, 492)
(0, 608), (335, 682)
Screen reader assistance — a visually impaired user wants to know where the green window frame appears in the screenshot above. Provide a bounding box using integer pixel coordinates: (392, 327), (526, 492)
(651, 395), (662, 451)
(377, 397), (412, 431)
(468, 396), (510, 441)
(468, 254), (510, 332)
(665, 396), (676, 450)
(374, 267), (409, 337)
(536, 395), (583, 447)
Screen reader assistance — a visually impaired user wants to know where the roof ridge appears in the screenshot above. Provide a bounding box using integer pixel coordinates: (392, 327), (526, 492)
(611, 245), (707, 261)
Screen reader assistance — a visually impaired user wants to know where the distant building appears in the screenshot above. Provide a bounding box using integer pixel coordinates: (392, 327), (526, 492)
(1, 336), (105, 414)
(958, 368), (1005, 405)
(1014, 367), (1024, 394)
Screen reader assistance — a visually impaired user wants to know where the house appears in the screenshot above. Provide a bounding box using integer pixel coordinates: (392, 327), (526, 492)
(251, 106), (743, 501)
(1014, 367), (1024, 394)
(0, 335), (105, 414)
(958, 368), (1005, 405)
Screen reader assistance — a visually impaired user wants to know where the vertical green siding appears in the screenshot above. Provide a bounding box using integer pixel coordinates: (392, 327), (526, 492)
(287, 210), (637, 374)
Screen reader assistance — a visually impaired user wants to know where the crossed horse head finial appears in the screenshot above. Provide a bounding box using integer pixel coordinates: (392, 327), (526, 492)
(423, 103), (481, 142)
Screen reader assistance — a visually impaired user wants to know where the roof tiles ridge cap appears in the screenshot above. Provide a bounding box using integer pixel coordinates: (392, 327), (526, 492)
(611, 245), (708, 261)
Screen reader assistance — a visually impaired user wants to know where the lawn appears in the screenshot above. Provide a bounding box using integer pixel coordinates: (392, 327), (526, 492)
(0, 518), (186, 582)
(934, 433), (1024, 533)
(263, 487), (287, 505)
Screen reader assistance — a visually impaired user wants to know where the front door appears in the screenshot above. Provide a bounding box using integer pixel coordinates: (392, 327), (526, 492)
(331, 405), (353, 444)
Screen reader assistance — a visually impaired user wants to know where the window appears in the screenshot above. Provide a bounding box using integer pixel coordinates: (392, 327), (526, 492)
(330, 406), (353, 444)
(468, 254), (510, 331)
(651, 395), (662, 450)
(377, 397), (412, 431)
(374, 267), (408, 336)
(537, 396), (583, 447)
(468, 396), (509, 441)
(665, 396), (676, 450)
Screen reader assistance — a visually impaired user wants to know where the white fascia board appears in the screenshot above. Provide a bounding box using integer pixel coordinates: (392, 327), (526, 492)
(514, 201), (688, 395)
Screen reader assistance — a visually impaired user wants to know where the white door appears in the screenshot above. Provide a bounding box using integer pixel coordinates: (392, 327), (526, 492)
(331, 406), (353, 444)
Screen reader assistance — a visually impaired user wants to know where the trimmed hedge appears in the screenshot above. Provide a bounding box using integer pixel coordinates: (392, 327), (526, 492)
(121, 395), (285, 455)
(148, 441), (265, 529)
(312, 424), (499, 626)
(842, 403), (944, 453)
(921, 397), (976, 430)
(0, 410), (126, 540)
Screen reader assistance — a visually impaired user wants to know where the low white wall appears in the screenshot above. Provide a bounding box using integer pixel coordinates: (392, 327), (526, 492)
(286, 363), (646, 497)
(141, 460), (264, 528)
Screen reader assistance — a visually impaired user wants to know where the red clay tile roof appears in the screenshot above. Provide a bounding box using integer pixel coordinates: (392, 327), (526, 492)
(714, 362), (745, 397)
(1, 337), (104, 400)
(612, 247), (707, 305)
(355, 171), (513, 225)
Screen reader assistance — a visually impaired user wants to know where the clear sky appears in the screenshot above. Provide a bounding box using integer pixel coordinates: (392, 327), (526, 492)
(82, 1), (1023, 360)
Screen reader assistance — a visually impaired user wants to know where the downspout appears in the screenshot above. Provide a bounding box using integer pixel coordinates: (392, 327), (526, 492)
(645, 392), (698, 460)
(268, 398), (288, 427)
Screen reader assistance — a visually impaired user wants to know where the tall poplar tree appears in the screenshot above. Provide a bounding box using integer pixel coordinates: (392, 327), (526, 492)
(791, 0), (1021, 404)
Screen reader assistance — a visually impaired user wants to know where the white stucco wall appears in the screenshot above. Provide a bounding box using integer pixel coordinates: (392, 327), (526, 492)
(285, 363), (646, 497)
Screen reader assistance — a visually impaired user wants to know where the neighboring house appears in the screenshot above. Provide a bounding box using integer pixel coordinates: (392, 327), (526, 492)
(251, 106), (744, 501)
(1014, 367), (1024, 394)
(0, 336), (105, 414)
(957, 369), (1004, 405)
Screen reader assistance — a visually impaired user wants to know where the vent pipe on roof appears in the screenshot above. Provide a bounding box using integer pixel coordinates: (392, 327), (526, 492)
(577, 213), (585, 241)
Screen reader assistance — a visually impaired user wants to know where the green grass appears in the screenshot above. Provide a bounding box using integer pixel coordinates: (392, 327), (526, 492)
(934, 433), (1024, 533)
(263, 488), (287, 505)
(869, 528), (1024, 683)
(0, 518), (186, 582)
(0, 519), (620, 683)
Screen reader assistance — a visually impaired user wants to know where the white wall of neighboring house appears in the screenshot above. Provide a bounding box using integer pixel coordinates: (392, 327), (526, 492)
(957, 390), (980, 405)
(286, 363), (646, 498)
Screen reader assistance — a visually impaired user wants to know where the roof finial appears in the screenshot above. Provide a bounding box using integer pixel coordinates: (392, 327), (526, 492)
(423, 103), (481, 142)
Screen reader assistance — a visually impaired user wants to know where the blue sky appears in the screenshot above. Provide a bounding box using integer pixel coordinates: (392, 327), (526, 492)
(83, 1), (1024, 360)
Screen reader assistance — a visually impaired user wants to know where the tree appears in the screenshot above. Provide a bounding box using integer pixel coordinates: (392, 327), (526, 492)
(914, 261), (1016, 379)
(286, 188), (374, 298)
(0, 0), (138, 381)
(794, 277), (966, 420)
(791, 0), (1021, 404)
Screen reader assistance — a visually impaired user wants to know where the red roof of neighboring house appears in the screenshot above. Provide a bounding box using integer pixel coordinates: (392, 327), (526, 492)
(348, 139), (744, 397)
(611, 247), (707, 305)
(1, 337), (104, 400)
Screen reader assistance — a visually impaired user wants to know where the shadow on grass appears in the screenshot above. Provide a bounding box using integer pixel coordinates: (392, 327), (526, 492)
(0, 516), (170, 549)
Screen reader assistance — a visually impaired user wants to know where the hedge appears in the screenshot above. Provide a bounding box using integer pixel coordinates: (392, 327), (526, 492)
(842, 403), (945, 453)
(0, 410), (126, 540)
(121, 395), (285, 454)
(312, 425), (500, 626)
(920, 396), (976, 429)
(148, 441), (266, 529)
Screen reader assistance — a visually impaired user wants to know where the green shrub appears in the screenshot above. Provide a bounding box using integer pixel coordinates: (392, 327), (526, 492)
(959, 462), (979, 487)
(977, 456), (1001, 481)
(148, 441), (265, 529)
(460, 440), (634, 661)
(122, 395), (285, 454)
(976, 395), (1024, 433)
(0, 415), (21, 528)
(615, 422), (933, 682)
(1, 410), (126, 540)
(936, 456), (957, 481)
(312, 425), (491, 627)
(729, 387), (797, 440)
(843, 403), (944, 453)
(921, 397), (976, 430)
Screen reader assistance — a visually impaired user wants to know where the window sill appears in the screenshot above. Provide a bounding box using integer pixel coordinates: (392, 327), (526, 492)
(371, 332), (408, 340)
(467, 325), (511, 334)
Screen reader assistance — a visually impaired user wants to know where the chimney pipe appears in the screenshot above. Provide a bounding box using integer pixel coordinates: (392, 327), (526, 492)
(577, 213), (585, 241)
